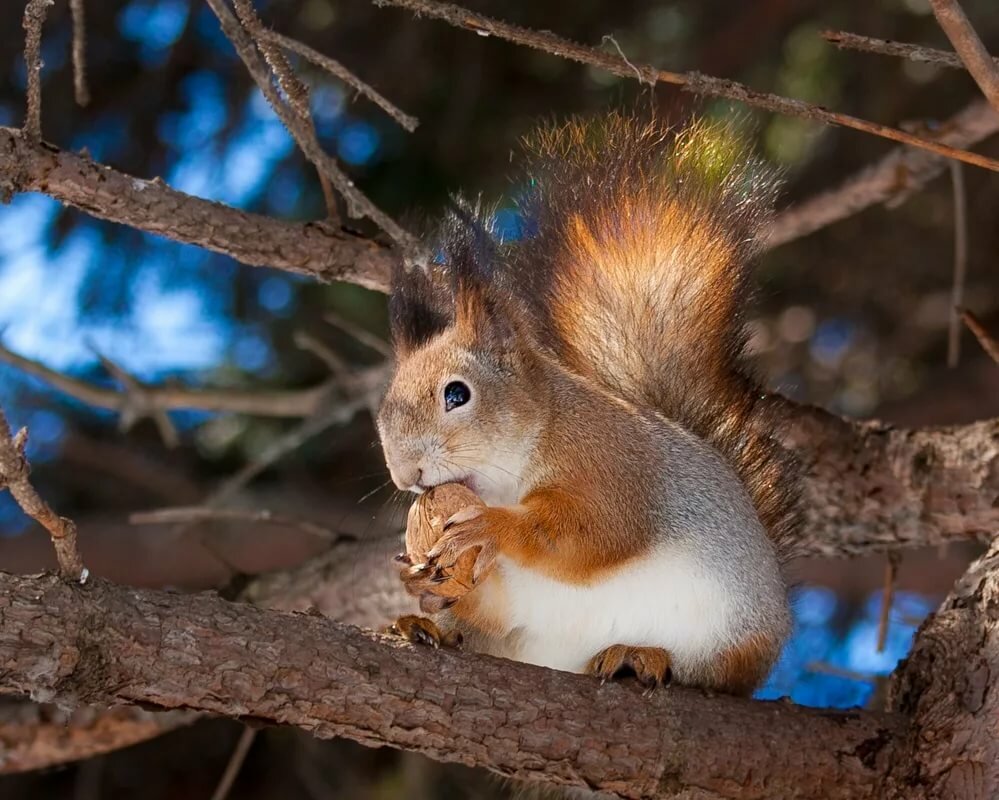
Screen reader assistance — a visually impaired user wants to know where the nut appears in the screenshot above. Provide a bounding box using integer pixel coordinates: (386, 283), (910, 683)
(405, 483), (485, 594)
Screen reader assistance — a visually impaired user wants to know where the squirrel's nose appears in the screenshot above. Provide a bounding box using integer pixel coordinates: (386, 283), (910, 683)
(389, 463), (423, 492)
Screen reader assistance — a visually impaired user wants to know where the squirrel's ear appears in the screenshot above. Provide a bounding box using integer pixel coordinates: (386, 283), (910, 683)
(453, 280), (527, 362)
(389, 261), (452, 358)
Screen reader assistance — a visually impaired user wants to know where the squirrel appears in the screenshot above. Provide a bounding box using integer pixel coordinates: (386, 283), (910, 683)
(377, 113), (800, 696)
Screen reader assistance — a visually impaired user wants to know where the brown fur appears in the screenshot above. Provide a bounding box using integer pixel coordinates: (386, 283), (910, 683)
(709, 632), (782, 696)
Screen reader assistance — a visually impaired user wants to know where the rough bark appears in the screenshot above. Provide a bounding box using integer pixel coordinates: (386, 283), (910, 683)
(887, 540), (999, 799)
(773, 401), (999, 558)
(0, 703), (195, 774)
(0, 571), (901, 799)
(0, 127), (394, 292)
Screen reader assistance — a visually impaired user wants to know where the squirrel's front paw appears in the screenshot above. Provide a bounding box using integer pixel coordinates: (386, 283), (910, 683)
(428, 506), (499, 583)
(586, 645), (673, 694)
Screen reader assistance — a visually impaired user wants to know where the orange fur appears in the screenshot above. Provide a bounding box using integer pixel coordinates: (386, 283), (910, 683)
(709, 632), (780, 696)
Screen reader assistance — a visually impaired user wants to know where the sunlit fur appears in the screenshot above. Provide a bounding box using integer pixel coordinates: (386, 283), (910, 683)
(378, 114), (799, 694)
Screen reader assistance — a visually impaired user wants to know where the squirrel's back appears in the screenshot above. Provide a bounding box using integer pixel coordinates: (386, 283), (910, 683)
(504, 114), (800, 552)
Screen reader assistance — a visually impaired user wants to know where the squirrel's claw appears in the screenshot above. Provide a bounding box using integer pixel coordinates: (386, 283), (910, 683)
(385, 615), (463, 649)
(585, 645), (673, 693)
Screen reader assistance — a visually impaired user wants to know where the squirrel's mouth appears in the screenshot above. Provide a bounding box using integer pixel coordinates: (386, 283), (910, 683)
(416, 475), (476, 494)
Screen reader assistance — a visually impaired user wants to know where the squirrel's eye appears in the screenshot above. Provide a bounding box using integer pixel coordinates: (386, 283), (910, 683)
(444, 381), (471, 412)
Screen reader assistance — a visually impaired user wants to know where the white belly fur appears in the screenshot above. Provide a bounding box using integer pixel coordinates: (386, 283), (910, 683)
(496, 545), (739, 674)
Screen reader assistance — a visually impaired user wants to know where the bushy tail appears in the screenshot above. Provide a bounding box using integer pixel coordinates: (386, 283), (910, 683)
(505, 114), (800, 551)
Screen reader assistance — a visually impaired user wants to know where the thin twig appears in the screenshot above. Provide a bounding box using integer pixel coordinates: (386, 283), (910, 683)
(207, 0), (424, 256)
(210, 727), (257, 800)
(293, 330), (351, 377)
(129, 507), (347, 542)
(324, 311), (393, 357)
(960, 309), (999, 364)
(0, 340), (333, 418)
(822, 30), (985, 71)
(876, 552), (901, 653)
(94, 351), (179, 448)
(259, 28), (418, 131)
(69, 0), (90, 106)
(766, 99), (999, 248)
(22, 0), (53, 140)
(806, 661), (879, 684)
(930, 0), (999, 114)
(374, 0), (999, 174)
(0, 405), (86, 580)
(202, 363), (389, 506)
(947, 162), (968, 368)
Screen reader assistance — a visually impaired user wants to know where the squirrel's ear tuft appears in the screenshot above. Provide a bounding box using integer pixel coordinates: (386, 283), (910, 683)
(388, 260), (452, 358)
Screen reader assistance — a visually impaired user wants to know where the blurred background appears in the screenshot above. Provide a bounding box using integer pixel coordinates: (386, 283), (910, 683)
(1, 0), (997, 796)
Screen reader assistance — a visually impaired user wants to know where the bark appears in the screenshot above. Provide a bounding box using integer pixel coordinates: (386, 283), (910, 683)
(0, 127), (394, 292)
(0, 703), (195, 774)
(887, 540), (999, 799)
(773, 401), (999, 558)
(0, 536), (409, 774)
(0, 572), (902, 800)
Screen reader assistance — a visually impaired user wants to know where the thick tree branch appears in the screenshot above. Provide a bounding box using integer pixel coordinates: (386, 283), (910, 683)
(887, 539), (999, 797)
(0, 572), (902, 799)
(930, 0), (999, 114)
(0, 704), (195, 774)
(374, 0), (999, 174)
(0, 127), (395, 291)
(772, 399), (999, 558)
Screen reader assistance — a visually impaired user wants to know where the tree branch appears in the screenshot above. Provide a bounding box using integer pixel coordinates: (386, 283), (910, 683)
(21, 0), (52, 141)
(772, 399), (999, 558)
(373, 0), (999, 174)
(207, 0), (423, 256)
(887, 538), (999, 797)
(0, 407), (85, 580)
(0, 127), (395, 291)
(765, 100), (999, 249)
(0, 338), (339, 418)
(821, 30), (997, 71)
(258, 28), (418, 132)
(930, 0), (999, 114)
(0, 571), (902, 799)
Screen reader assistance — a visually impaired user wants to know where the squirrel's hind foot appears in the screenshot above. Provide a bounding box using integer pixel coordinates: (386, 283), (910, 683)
(385, 615), (463, 649)
(586, 645), (672, 695)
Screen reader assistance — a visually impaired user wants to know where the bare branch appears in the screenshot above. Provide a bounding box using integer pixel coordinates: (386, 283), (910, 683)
(947, 162), (968, 367)
(0, 339), (335, 418)
(930, 0), (999, 114)
(69, 0), (90, 106)
(21, 0), (53, 140)
(0, 572), (902, 799)
(0, 406), (85, 580)
(374, 0), (999, 173)
(323, 311), (393, 357)
(766, 100), (999, 248)
(0, 126), (395, 291)
(259, 28), (418, 132)
(821, 30), (989, 71)
(960, 309), (999, 364)
(210, 727), (257, 800)
(129, 506), (348, 542)
(207, 0), (424, 256)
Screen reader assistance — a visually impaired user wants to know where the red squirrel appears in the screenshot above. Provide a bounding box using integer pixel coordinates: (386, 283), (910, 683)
(377, 114), (800, 695)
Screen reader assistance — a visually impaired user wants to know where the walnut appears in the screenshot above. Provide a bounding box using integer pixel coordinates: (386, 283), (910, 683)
(405, 483), (485, 595)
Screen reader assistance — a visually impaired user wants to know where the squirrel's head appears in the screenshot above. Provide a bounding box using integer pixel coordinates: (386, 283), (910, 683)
(377, 214), (543, 505)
